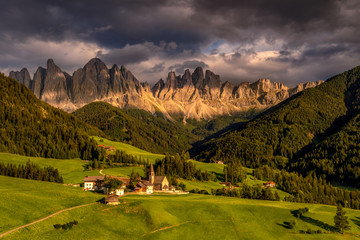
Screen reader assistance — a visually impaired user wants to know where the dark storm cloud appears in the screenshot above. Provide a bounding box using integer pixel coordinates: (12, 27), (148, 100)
(1, 0), (360, 84)
(168, 60), (209, 74)
(142, 62), (166, 74)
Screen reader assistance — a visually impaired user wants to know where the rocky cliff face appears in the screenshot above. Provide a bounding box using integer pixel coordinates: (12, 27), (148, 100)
(10, 58), (323, 120)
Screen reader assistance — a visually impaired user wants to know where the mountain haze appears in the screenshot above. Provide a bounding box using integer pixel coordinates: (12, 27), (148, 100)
(10, 58), (323, 121)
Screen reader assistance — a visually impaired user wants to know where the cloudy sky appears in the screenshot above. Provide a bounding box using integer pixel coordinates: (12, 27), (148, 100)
(1, 0), (359, 86)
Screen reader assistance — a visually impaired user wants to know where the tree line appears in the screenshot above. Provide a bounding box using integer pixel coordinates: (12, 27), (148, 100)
(254, 165), (360, 210)
(146, 154), (217, 182)
(0, 160), (63, 183)
(211, 184), (280, 201)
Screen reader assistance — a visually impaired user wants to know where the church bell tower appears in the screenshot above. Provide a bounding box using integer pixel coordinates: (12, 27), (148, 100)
(149, 163), (155, 184)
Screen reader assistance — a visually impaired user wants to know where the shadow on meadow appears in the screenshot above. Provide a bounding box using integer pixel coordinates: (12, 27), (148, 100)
(276, 222), (293, 229)
(351, 217), (360, 229)
(289, 210), (336, 232)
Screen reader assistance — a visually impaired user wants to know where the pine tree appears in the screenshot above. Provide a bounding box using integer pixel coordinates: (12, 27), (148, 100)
(334, 204), (350, 234)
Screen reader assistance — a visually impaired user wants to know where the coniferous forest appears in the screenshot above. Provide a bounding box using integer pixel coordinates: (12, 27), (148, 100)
(0, 74), (104, 160)
(194, 66), (360, 188)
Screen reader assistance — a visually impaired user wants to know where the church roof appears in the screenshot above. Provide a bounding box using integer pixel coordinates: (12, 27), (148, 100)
(154, 176), (166, 184)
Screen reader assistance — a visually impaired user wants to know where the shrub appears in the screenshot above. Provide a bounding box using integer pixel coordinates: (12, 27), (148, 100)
(53, 224), (61, 229)
(288, 220), (296, 229)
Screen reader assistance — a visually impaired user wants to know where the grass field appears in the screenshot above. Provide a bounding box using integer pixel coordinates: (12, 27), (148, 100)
(92, 136), (165, 162)
(2, 189), (360, 240)
(0, 152), (102, 184)
(102, 166), (144, 177)
(0, 176), (102, 235)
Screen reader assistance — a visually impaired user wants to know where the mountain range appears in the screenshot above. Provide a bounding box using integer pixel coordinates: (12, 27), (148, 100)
(9, 58), (323, 120)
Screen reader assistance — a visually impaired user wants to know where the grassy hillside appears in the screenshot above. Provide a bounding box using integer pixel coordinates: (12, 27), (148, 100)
(73, 102), (198, 154)
(92, 136), (164, 162)
(0, 176), (101, 235)
(0, 73), (104, 159)
(0, 153), (102, 184)
(2, 192), (360, 240)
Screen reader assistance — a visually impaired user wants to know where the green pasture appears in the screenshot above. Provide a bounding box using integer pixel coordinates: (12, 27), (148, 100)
(2, 192), (360, 240)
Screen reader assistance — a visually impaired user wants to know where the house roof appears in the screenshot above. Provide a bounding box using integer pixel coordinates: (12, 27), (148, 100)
(109, 176), (130, 185)
(137, 182), (146, 188)
(83, 176), (105, 182)
(265, 181), (276, 184)
(154, 176), (166, 184)
(105, 195), (119, 202)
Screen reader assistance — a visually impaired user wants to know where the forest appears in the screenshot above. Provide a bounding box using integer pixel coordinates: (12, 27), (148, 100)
(194, 65), (360, 189)
(0, 73), (104, 160)
(73, 102), (197, 154)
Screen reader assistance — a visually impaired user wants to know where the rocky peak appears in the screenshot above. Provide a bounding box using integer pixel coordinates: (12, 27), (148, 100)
(9, 68), (32, 89)
(152, 79), (165, 97)
(192, 67), (204, 88)
(204, 70), (221, 89)
(164, 71), (177, 90)
(181, 69), (192, 86)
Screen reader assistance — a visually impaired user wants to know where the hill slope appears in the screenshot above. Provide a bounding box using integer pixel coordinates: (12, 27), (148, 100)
(0, 73), (104, 159)
(73, 102), (197, 154)
(193, 65), (360, 185)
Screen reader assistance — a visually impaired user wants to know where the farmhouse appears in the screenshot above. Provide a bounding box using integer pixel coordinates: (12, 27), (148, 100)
(220, 182), (235, 189)
(149, 163), (169, 191)
(263, 181), (276, 188)
(135, 181), (153, 194)
(105, 195), (119, 205)
(104, 176), (130, 196)
(83, 176), (105, 191)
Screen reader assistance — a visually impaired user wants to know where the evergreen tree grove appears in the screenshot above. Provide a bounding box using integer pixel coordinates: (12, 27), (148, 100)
(334, 204), (350, 234)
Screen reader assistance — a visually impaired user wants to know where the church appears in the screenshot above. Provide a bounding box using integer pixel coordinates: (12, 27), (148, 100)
(149, 163), (170, 191)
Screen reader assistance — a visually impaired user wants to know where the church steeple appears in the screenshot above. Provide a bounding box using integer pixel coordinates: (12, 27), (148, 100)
(149, 163), (155, 184)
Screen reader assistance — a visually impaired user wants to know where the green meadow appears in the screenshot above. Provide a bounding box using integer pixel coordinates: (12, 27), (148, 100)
(2, 188), (360, 240)
(0, 152), (101, 184)
(0, 176), (102, 235)
(92, 136), (165, 162)
(102, 166), (144, 177)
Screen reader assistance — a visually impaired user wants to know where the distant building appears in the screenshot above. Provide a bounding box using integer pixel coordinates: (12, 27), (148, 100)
(97, 145), (115, 151)
(104, 176), (130, 196)
(135, 181), (153, 194)
(263, 181), (276, 188)
(83, 176), (105, 191)
(220, 182), (235, 189)
(149, 163), (170, 191)
(215, 161), (224, 164)
(105, 195), (119, 205)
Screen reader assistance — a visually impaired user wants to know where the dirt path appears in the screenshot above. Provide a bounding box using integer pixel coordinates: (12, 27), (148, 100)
(142, 219), (241, 236)
(142, 221), (191, 236)
(0, 202), (97, 239)
(99, 169), (104, 175)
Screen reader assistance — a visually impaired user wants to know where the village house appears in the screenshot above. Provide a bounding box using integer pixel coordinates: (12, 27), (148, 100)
(104, 195), (120, 205)
(83, 176), (105, 191)
(263, 181), (276, 188)
(104, 176), (130, 196)
(220, 182), (235, 189)
(215, 160), (224, 164)
(135, 181), (153, 194)
(97, 144), (115, 151)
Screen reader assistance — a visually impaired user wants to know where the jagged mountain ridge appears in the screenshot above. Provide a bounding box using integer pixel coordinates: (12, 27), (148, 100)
(10, 58), (323, 120)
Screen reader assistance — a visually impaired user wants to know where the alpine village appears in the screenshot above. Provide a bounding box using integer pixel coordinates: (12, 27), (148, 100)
(2, 1), (360, 240)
